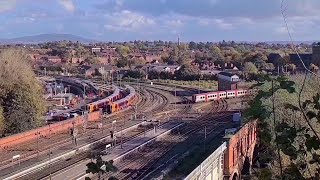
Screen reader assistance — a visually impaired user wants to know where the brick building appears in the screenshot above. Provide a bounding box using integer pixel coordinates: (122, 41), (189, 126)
(217, 72), (240, 91)
(312, 43), (320, 67)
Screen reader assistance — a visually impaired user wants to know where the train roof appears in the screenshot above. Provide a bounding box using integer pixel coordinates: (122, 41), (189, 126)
(113, 85), (135, 104)
(192, 89), (247, 96)
(88, 85), (120, 105)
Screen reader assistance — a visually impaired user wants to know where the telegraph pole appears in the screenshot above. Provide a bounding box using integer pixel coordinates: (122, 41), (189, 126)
(175, 86), (177, 111)
(37, 129), (40, 159)
(49, 124), (52, 180)
(198, 77), (200, 94)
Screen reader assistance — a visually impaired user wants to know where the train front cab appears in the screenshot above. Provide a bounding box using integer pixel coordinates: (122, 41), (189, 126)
(192, 95), (196, 103)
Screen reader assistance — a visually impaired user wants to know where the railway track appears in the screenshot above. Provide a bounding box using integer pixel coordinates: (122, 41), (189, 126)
(0, 85), (158, 171)
(99, 99), (231, 180)
(18, 123), (159, 180)
(2, 84), (180, 180)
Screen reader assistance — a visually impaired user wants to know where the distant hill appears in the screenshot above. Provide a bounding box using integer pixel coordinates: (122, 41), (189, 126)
(0, 34), (98, 44)
(263, 41), (319, 45)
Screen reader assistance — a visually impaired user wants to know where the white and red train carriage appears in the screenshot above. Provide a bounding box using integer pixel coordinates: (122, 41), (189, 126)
(192, 89), (250, 103)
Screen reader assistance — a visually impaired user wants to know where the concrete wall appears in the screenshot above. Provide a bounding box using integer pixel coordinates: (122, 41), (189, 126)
(185, 142), (227, 180)
(0, 111), (101, 150)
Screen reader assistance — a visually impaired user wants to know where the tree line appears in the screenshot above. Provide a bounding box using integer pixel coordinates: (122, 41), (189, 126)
(0, 49), (45, 136)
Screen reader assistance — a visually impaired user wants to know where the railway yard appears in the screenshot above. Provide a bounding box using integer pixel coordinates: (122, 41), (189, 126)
(0, 77), (251, 180)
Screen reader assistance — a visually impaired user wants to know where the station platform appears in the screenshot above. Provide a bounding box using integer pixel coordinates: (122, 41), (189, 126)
(51, 121), (183, 180)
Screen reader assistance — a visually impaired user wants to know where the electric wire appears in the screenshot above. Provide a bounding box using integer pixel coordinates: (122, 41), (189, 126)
(280, 0), (320, 141)
(280, 0), (320, 79)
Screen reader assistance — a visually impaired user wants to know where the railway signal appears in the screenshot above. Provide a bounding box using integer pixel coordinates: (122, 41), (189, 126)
(110, 131), (114, 139)
(73, 128), (78, 146)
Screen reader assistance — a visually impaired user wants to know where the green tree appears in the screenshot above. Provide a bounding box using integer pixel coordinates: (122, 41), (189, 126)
(254, 59), (267, 70)
(0, 49), (45, 135)
(85, 56), (100, 65)
(116, 45), (131, 57)
(310, 63), (319, 72)
(245, 75), (320, 179)
(0, 106), (5, 136)
(116, 55), (128, 68)
(175, 64), (200, 81)
(86, 155), (118, 180)
(189, 41), (197, 49)
(285, 64), (296, 72)
(243, 62), (258, 80)
(124, 70), (145, 79)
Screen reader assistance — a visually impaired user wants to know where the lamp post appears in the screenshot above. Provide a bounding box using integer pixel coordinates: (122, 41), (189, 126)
(112, 120), (117, 146)
(48, 124), (52, 180)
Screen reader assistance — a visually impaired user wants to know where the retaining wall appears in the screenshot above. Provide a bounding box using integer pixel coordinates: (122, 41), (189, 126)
(0, 111), (101, 150)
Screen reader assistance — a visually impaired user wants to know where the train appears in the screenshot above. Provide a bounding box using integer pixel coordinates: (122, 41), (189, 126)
(192, 89), (254, 103)
(87, 85), (120, 113)
(106, 85), (136, 114)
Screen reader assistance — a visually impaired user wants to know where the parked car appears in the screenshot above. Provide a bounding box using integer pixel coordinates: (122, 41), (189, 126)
(70, 113), (79, 118)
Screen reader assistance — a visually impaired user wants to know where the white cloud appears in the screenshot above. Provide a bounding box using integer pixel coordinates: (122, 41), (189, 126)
(275, 26), (289, 34)
(0, 0), (16, 12)
(197, 18), (234, 30)
(104, 10), (155, 32)
(198, 19), (210, 26)
(58, 0), (75, 12)
(164, 19), (184, 28)
(213, 19), (233, 30)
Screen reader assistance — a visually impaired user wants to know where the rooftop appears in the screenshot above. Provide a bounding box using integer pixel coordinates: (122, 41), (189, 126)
(218, 71), (237, 77)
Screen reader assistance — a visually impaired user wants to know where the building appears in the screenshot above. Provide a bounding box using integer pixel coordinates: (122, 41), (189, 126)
(45, 56), (62, 64)
(289, 54), (312, 68)
(91, 47), (102, 53)
(312, 43), (320, 67)
(223, 120), (258, 180)
(148, 65), (181, 74)
(79, 65), (117, 77)
(267, 53), (284, 64)
(144, 53), (162, 63)
(217, 72), (240, 91)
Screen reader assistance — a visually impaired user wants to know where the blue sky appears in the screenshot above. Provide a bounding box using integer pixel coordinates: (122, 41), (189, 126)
(0, 0), (320, 41)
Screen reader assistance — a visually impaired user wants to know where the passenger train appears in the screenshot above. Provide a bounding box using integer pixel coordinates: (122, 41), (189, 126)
(87, 85), (120, 113)
(192, 89), (254, 103)
(106, 85), (136, 114)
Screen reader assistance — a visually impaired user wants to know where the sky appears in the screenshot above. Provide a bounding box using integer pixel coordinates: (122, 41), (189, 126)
(0, 0), (320, 42)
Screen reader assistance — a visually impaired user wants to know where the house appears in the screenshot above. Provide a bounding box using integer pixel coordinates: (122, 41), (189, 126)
(144, 53), (162, 63)
(92, 47), (102, 53)
(70, 57), (85, 64)
(26, 51), (40, 61)
(150, 60), (160, 64)
(34, 55), (48, 61)
(129, 53), (144, 59)
(45, 56), (62, 64)
(100, 51), (119, 64)
(148, 65), (181, 74)
(201, 70), (222, 75)
(79, 65), (118, 77)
